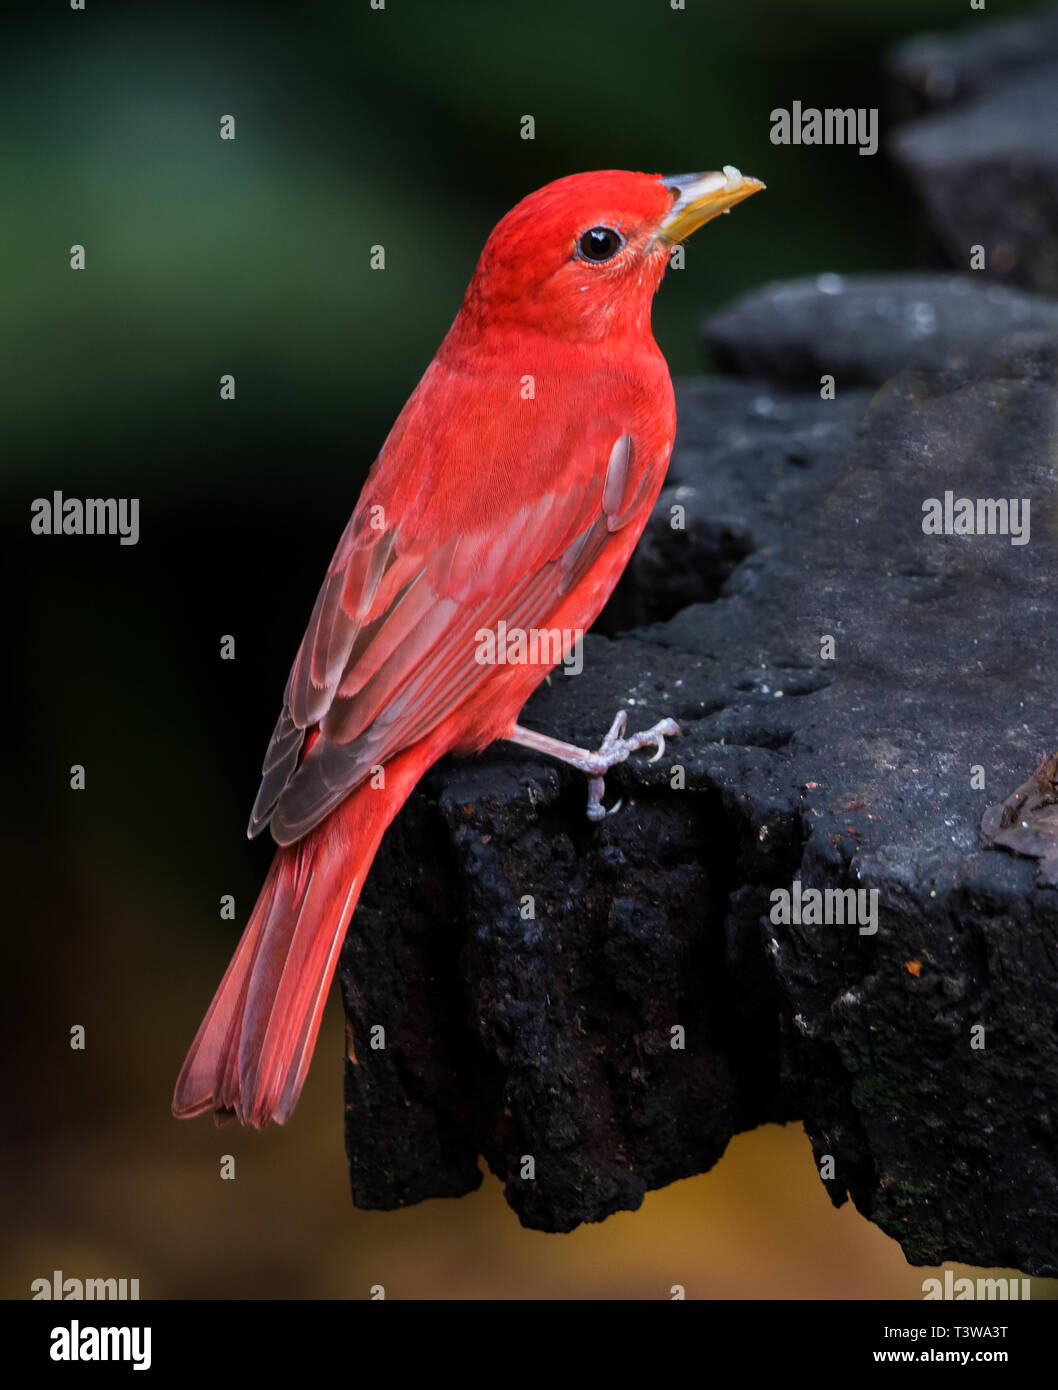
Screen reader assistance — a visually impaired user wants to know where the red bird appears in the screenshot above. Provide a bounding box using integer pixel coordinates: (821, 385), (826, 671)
(173, 166), (764, 1128)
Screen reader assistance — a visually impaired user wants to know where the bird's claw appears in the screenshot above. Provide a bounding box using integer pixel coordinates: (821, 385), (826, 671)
(583, 711), (681, 821)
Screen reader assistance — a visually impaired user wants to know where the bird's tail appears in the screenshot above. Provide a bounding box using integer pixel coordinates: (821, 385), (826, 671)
(172, 745), (430, 1128)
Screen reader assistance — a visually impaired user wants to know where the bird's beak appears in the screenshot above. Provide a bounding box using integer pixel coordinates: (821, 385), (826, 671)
(658, 166), (765, 243)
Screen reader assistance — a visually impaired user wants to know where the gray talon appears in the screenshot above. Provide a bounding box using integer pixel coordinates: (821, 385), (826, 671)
(582, 711), (682, 821)
(606, 710), (628, 742)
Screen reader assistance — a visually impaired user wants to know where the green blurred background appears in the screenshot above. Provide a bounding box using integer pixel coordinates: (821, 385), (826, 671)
(5, 0), (1054, 1298)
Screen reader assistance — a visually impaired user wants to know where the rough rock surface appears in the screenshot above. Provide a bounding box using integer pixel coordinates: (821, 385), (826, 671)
(886, 5), (1058, 294)
(340, 278), (1058, 1274)
(703, 272), (1058, 389)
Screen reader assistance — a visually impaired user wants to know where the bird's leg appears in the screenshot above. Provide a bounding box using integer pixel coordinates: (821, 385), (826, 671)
(507, 711), (680, 822)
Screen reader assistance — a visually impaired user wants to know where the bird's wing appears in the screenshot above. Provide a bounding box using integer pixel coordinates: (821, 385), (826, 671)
(250, 363), (670, 845)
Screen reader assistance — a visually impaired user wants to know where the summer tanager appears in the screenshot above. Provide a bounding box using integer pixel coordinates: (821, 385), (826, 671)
(173, 166), (763, 1127)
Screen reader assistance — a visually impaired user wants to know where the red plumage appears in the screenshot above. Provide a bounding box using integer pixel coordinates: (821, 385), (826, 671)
(173, 166), (763, 1126)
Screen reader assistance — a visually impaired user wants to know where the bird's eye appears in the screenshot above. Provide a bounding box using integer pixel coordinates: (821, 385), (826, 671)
(575, 226), (625, 263)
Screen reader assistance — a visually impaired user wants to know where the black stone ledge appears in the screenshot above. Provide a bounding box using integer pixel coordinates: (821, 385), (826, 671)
(340, 301), (1058, 1273)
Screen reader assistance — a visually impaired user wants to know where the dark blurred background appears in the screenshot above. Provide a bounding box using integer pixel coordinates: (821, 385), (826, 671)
(4, 0), (1054, 1298)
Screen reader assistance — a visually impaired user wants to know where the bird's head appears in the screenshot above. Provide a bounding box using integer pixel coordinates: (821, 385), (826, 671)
(458, 167), (764, 343)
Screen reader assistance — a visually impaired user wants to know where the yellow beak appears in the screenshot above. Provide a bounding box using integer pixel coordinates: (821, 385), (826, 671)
(659, 166), (765, 242)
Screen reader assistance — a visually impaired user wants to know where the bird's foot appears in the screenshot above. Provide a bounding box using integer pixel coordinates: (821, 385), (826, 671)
(507, 711), (680, 821)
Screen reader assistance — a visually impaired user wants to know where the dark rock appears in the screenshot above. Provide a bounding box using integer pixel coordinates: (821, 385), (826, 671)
(609, 375), (873, 629)
(886, 1), (1058, 121)
(889, 68), (1058, 294)
(703, 273), (1058, 388)
(341, 295), (1058, 1274)
(885, 3), (1058, 294)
